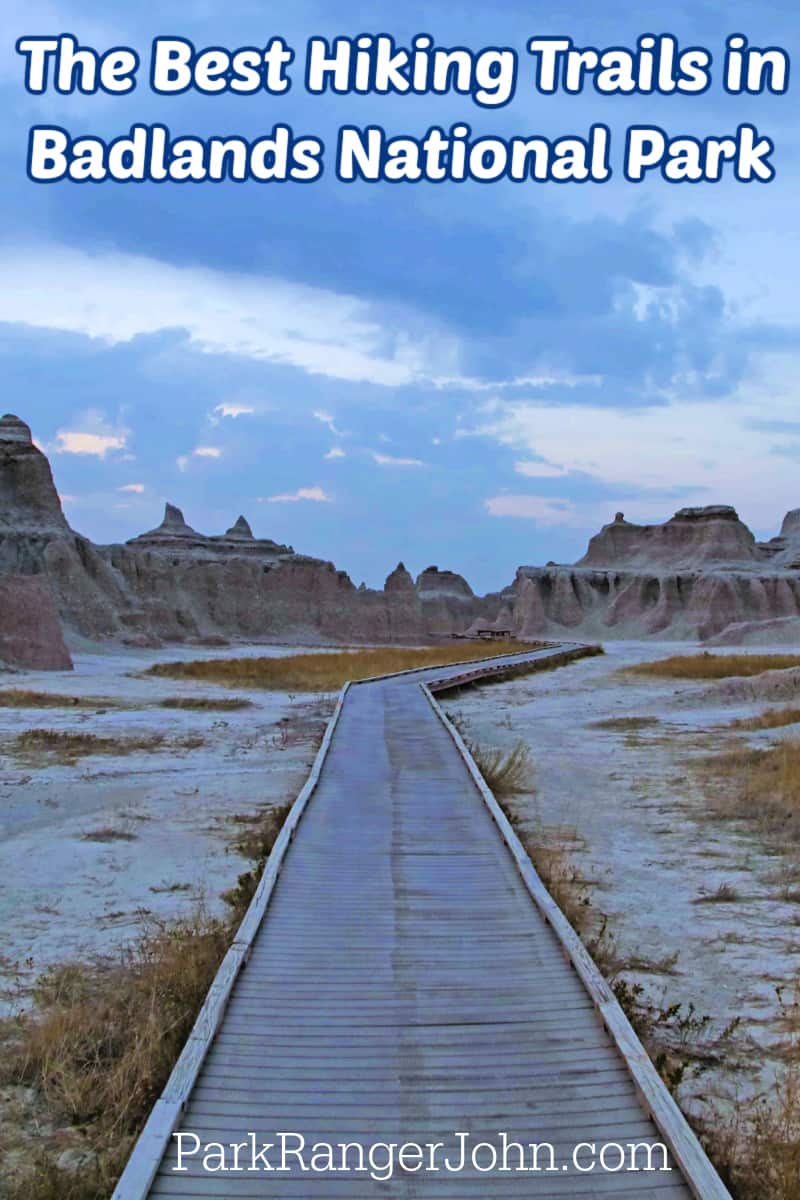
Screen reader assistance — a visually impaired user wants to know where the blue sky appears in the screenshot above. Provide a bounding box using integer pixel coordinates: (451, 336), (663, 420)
(1, 1), (798, 592)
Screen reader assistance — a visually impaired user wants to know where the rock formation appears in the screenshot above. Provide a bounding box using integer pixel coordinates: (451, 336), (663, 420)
(0, 575), (73, 670)
(578, 506), (760, 568)
(127, 503), (293, 561)
(507, 504), (800, 642)
(3, 413), (800, 653)
(0, 416), (496, 651)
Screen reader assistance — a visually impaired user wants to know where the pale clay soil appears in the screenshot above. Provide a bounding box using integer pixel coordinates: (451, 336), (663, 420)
(448, 640), (800, 1121)
(0, 642), (334, 1014)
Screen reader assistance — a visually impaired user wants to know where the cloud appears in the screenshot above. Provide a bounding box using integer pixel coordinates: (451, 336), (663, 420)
(213, 403), (255, 418)
(177, 446), (222, 471)
(118, 483), (145, 493)
(0, 244), (452, 387)
(372, 452), (425, 467)
(435, 371), (603, 393)
(314, 409), (347, 436)
(261, 486), (332, 503)
(325, 447), (346, 460)
(485, 495), (588, 526)
(47, 409), (129, 458)
(52, 431), (126, 457)
(469, 354), (800, 534)
(515, 460), (568, 479)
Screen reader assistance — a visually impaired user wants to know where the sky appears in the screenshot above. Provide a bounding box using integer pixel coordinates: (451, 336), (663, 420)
(1, 1), (798, 593)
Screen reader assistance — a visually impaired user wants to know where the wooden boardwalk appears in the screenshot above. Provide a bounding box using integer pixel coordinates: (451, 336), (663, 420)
(114, 646), (729, 1199)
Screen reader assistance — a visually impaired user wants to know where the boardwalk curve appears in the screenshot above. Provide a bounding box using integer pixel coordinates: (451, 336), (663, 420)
(113, 644), (730, 1199)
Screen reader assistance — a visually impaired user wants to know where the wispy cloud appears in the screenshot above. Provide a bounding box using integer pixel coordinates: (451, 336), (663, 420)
(0, 244), (450, 387)
(261, 486), (332, 503)
(372, 452), (425, 467)
(314, 410), (346, 436)
(465, 366), (800, 533)
(434, 371), (604, 393)
(214, 402), (255, 418)
(53, 431), (125, 457)
(118, 483), (145, 493)
(177, 446), (222, 471)
(325, 447), (346, 460)
(484, 494), (587, 526)
(50, 411), (129, 458)
(514, 460), (568, 479)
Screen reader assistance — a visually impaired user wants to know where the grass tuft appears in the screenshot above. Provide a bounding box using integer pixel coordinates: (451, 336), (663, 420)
(591, 715), (661, 731)
(468, 739), (534, 795)
(157, 696), (254, 711)
(222, 802), (293, 913)
(0, 690), (109, 709)
(693, 882), (741, 904)
(730, 707), (800, 732)
(13, 729), (204, 763)
(82, 827), (138, 844)
(624, 653), (800, 680)
(701, 738), (800, 839)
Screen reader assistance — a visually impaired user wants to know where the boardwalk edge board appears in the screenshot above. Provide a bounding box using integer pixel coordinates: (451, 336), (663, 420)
(421, 675), (732, 1200)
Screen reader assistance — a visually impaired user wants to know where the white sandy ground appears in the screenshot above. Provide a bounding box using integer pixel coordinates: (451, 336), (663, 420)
(0, 643), (334, 1014)
(447, 641), (800, 1121)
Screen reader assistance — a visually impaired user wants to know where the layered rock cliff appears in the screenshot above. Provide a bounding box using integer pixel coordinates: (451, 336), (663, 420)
(503, 506), (800, 642)
(0, 415), (487, 650)
(3, 412), (800, 653)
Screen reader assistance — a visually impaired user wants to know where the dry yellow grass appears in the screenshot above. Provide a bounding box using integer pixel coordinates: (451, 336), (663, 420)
(0, 799), (291, 1199)
(144, 641), (545, 692)
(702, 738), (800, 839)
(1, 915), (229, 1199)
(158, 696), (254, 711)
(625, 653), (800, 680)
(469, 739), (534, 795)
(0, 689), (107, 708)
(730, 707), (800, 732)
(13, 729), (204, 763)
(591, 715), (661, 731)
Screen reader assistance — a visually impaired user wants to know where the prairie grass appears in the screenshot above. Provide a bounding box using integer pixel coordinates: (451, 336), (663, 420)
(0, 689), (108, 708)
(624, 652), (800, 680)
(591, 715), (661, 731)
(143, 641), (546, 692)
(701, 738), (800, 839)
(13, 729), (204, 763)
(81, 827), (138, 844)
(158, 696), (254, 711)
(0, 797), (293, 1199)
(692, 882), (741, 904)
(0, 914), (229, 1199)
(730, 707), (800, 732)
(706, 1009), (800, 1200)
(468, 739), (534, 795)
(484, 739), (798, 1199)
